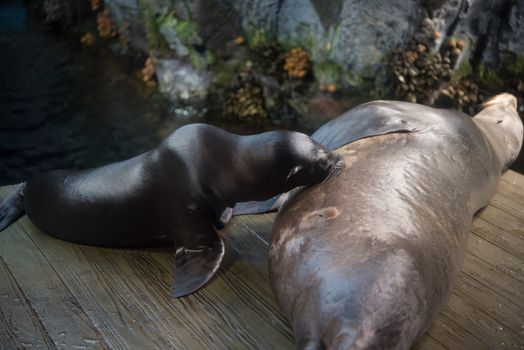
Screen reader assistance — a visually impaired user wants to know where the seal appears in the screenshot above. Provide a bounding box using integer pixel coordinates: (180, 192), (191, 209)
(268, 94), (523, 349)
(0, 123), (344, 297)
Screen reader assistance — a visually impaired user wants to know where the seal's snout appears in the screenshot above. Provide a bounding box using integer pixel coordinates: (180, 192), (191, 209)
(332, 156), (346, 175)
(482, 93), (517, 111)
(475, 93), (523, 170)
(323, 154), (345, 180)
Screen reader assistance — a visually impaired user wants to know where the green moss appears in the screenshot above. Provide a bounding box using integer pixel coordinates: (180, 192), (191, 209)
(455, 59), (473, 79)
(248, 28), (269, 49)
(187, 48), (213, 71)
(369, 65), (392, 98)
(313, 61), (342, 85)
(500, 52), (524, 79)
(157, 13), (215, 71)
(279, 23), (333, 63)
(160, 15), (200, 45)
(212, 61), (236, 86)
(138, 1), (170, 52)
(473, 52), (524, 90)
(476, 64), (503, 89)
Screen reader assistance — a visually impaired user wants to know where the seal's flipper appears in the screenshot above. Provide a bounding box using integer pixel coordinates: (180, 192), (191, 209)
(173, 233), (225, 297)
(216, 207), (233, 228)
(311, 100), (443, 150)
(233, 189), (300, 216)
(233, 197), (280, 215)
(0, 183), (26, 232)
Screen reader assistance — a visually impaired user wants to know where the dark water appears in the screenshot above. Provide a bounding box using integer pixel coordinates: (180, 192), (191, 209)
(0, 1), (184, 184)
(0, 0), (267, 185)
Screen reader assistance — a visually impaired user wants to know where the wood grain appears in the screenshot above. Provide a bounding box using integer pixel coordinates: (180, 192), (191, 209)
(0, 257), (55, 350)
(0, 171), (523, 349)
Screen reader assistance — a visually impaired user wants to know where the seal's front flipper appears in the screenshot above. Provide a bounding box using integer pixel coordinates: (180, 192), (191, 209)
(233, 196), (281, 215)
(233, 189), (299, 216)
(0, 183), (26, 232)
(173, 232), (225, 297)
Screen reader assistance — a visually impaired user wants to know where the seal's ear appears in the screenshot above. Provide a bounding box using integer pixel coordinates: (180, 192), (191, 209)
(172, 224), (225, 298)
(286, 165), (303, 181)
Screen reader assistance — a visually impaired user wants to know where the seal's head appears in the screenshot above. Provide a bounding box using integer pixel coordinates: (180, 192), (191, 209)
(474, 93), (524, 170)
(237, 130), (344, 202)
(283, 131), (345, 187)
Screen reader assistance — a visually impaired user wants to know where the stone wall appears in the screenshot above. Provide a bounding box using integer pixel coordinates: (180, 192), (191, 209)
(101, 0), (524, 120)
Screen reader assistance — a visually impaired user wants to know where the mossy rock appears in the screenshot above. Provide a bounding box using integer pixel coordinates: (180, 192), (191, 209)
(499, 52), (524, 80)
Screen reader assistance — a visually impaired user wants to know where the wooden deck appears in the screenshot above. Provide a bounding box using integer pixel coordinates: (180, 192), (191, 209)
(0, 170), (523, 350)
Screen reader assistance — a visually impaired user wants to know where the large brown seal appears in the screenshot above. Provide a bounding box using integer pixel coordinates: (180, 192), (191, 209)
(0, 123), (344, 297)
(268, 94), (523, 349)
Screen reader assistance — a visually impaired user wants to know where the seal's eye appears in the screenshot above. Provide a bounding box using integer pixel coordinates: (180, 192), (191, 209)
(497, 120), (503, 124)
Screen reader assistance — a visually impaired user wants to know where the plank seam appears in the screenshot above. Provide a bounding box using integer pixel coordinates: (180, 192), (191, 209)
(469, 230), (524, 263)
(433, 313), (492, 350)
(447, 289), (523, 345)
(501, 178), (524, 191)
(0, 255), (57, 350)
(466, 235), (524, 286)
(461, 267), (523, 311)
(475, 217), (524, 242)
(19, 225), (111, 349)
(234, 218), (270, 246)
(489, 202), (524, 222)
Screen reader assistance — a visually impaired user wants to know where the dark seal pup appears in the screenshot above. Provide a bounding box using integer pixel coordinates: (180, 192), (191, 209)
(0, 123), (344, 297)
(268, 94), (523, 349)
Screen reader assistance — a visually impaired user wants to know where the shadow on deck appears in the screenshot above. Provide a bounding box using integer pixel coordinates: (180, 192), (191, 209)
(0, 171), (523, 349)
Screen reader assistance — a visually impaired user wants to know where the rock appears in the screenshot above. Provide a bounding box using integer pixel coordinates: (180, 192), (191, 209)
(39, 0), (90, 25)
(428, 0), (522, 69)
(154, 57), (210, 103)
(104, 0), (524, 72)
(278, 0), (423, 79)
(102, 0), (524, 110)
(500, 0), (524, 56)
(103, 0), (147, 50)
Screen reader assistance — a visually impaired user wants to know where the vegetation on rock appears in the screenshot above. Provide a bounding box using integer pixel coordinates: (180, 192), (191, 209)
(97, 9), (116, 39)
(284, 48), (310, 78)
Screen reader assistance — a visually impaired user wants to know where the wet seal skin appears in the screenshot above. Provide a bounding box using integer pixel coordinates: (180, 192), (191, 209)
(0, 123), (344, 297)
(268, 94), (523, 349)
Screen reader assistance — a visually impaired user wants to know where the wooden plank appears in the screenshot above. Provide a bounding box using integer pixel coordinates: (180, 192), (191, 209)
(502, 170), (524, 190)
(467, 233), (524, 284)
(17, 222), (187, 350)
(0, 257), (55, 350)
(478, 205), (524, 241)
(490, 181), (524, 220)
(461, 252), (523, 308)
(1, 165), (523, 350)
(413, 334), (448, 350)
(237, 213), (276, 243)
(0, 224), (106, 348)
(453, 271), (524, 335)
(16, 210), (293, 349)
(441, 294), (522, 349)
(424, 314), (491, 350)
(472, 217), (524, 260)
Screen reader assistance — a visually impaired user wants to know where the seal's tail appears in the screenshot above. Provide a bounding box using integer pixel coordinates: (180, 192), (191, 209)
(0, 183), (26, 232)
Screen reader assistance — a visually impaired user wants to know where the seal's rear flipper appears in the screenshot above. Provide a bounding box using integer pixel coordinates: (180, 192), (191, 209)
(172, 234), (225, 297)
(0, 183), (26, 232)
